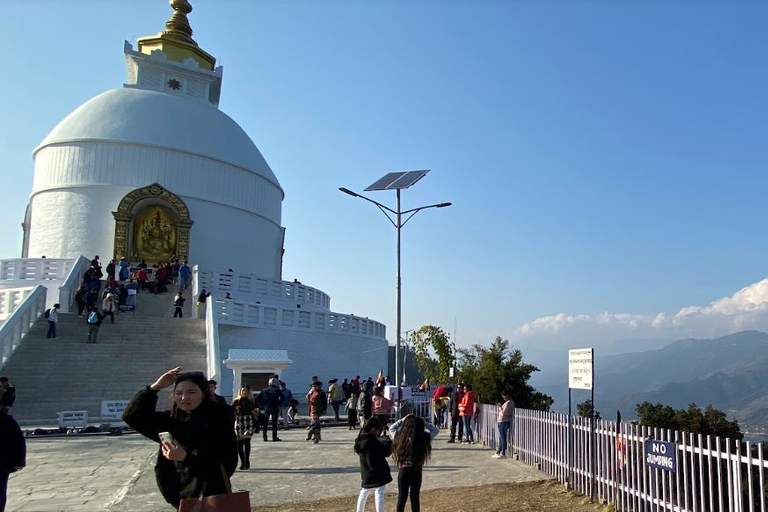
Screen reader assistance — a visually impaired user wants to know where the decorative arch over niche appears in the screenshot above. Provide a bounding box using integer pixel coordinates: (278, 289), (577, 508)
(112, 183), (194, 262)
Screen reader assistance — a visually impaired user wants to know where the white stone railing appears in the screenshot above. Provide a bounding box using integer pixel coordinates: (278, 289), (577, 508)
(0, 285), (46, 367)
(0, 258), (76, 282)
(57, 255), (90, 313)
(193, 267), (331, 312)
(214, 298), (386, 339)
(205, 296), (222, 384)
(0, 287), (36, 321)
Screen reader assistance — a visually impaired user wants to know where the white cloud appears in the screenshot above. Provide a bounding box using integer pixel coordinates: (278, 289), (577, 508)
(513, 277), (768, 348)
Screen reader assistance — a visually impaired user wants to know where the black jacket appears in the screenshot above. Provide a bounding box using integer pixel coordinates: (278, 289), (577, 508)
(258, 386), (283, 409)
(122, 388), (238, 508)
(0, 412), (25, 473)
(360, 392), (373, 419)
(355, 433), (392, 488)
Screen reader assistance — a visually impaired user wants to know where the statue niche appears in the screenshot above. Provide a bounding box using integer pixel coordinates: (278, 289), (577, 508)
(112, 183), (193, 263)
(133, 206), (177, 263)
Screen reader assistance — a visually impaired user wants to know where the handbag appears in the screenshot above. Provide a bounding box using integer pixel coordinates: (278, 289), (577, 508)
(178, 464), (250, 512)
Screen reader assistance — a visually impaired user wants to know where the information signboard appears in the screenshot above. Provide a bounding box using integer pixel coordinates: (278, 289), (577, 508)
(645, 439), (677, 472)
(568, 348), (594, 390)
(100, 400), (130, 420)
(57, 410), (88, 428)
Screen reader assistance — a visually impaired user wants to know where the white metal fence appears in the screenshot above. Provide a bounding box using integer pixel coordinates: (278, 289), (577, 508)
(473, 405), (767, 512)
(0, 285), (46, 367)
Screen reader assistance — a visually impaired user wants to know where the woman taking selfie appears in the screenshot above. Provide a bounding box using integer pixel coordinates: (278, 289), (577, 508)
(123, 366), (237, 509)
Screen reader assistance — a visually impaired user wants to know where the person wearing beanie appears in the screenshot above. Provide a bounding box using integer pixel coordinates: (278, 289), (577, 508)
(122, 367), (237, 509)
(258, 378), (283, 442)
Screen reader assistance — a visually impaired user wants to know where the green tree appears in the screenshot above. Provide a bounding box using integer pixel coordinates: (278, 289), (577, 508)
(635, 402), (678, 430)
(456, 336), (553, 410)
(635, 401), (743, 440)
(409, 325), (454, 384)
(577, 399), (602, 420)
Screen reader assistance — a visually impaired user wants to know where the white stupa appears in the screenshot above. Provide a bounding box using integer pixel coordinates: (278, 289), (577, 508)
(16, 0), (387, 398)
(25, 1), (283, 277)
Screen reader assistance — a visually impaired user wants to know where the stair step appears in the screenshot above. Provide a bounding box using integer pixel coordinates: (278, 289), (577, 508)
(2, 291), (208, 423)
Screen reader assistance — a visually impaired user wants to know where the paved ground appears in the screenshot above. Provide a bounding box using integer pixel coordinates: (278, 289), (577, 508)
(8, 426), (550, 511)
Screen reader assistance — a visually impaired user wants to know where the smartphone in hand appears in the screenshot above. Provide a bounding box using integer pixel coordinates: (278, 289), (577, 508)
(159, 431), (174, 448)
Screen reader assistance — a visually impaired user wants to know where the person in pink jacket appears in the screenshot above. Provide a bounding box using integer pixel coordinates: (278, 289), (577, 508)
(493, 389), (514, 458)
(372, 387), (394, 428)
(458, 384), (478, 444)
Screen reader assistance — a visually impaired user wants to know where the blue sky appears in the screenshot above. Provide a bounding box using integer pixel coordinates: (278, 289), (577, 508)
(1, 1), (767, 353)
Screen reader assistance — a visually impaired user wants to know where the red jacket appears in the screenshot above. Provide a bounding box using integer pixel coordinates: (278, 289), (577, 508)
(458, 391), (476, 417)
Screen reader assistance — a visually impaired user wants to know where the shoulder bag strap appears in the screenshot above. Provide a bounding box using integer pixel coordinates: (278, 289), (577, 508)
(219, 463), (233, 495)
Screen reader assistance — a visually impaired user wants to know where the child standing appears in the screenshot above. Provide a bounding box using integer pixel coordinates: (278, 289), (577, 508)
(354, 417), (392, 512)
(347, 392), (359, 430)
(389, 414), (439, 512)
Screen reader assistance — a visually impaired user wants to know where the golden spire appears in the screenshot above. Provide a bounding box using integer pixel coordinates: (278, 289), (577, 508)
(137, 0), (216, 70)
(163, 0), (195, 44)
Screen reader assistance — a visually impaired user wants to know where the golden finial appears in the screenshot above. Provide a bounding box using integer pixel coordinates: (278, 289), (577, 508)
(163, 0), (196, 44)
(136, 0), (216, 70)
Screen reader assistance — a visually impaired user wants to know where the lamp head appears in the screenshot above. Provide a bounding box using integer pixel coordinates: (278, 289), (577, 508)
(436, 202), (452, 208)
(339, 187), (359, 198)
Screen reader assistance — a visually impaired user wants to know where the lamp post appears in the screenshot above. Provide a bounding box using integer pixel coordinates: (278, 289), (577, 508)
(339, 176), (451, 391)
(402, 328), (415, 385)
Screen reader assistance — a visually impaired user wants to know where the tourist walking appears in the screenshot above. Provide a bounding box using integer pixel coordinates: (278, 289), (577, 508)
(122, 367), (237, 509)
(173, 292), (185, 318)
(493, 389), (515, 459)
(75, 285), (87, 315)
(179, 261), (192, 291)
(232, 387), (256, 470)
(0, 386), (25, 512)
(279, 381), (292, 429)
(307, 380), (327, 443)
(196, 288), (209, 319)
(328, 378), (344, 422)
(459, 384), (477, 444)
(347, 392), (359, 430)
(85, 307), (103, 344)
(390, 413), (438, 512)
(45, 303), (60, 339)
(354, 417), (392, 512)
(447, 382), (465, 443)
(102, 294), (116, 324)
(258, 378), (283, 442)
(358, 381), (373, 425)
(117, 257), (129, 281)
(105, 259), (116, 281)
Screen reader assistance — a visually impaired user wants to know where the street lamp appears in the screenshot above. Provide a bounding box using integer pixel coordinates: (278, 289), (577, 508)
(339, 170), (451, 392)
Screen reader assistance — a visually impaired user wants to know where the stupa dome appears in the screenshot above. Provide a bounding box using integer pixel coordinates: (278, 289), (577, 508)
(36, 87), (281, 190)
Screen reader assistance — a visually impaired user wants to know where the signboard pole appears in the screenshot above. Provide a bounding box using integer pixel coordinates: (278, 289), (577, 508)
(567, 347), (594, 492)
(590, 380), (596, 502)
(567, 388), (573, 491)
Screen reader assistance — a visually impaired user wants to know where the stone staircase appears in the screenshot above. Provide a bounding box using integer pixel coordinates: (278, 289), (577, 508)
(1, 290), (207, 424)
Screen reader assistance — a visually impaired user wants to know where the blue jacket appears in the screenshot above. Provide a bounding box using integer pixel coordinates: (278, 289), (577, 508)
(281, 388), (293, 407)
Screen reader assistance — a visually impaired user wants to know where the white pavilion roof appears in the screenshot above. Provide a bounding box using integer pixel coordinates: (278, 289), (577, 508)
(226, 349), (290, 362)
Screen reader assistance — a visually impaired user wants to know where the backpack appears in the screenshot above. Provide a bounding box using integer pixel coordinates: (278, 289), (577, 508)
(44, 309), (51, 319)
(87, 311), (99, 324)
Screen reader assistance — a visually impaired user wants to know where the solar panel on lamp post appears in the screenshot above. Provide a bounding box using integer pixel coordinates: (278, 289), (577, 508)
(339, 170), (452, 404)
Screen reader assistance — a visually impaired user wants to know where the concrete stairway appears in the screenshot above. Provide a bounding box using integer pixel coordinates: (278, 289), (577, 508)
(1, 290), (207, 424)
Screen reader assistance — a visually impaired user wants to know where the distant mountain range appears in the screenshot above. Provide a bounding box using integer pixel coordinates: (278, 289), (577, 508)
(529, 330), (768, 429)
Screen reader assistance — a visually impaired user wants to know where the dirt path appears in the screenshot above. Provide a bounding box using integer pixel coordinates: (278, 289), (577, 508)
(254, 480), (611, 512)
